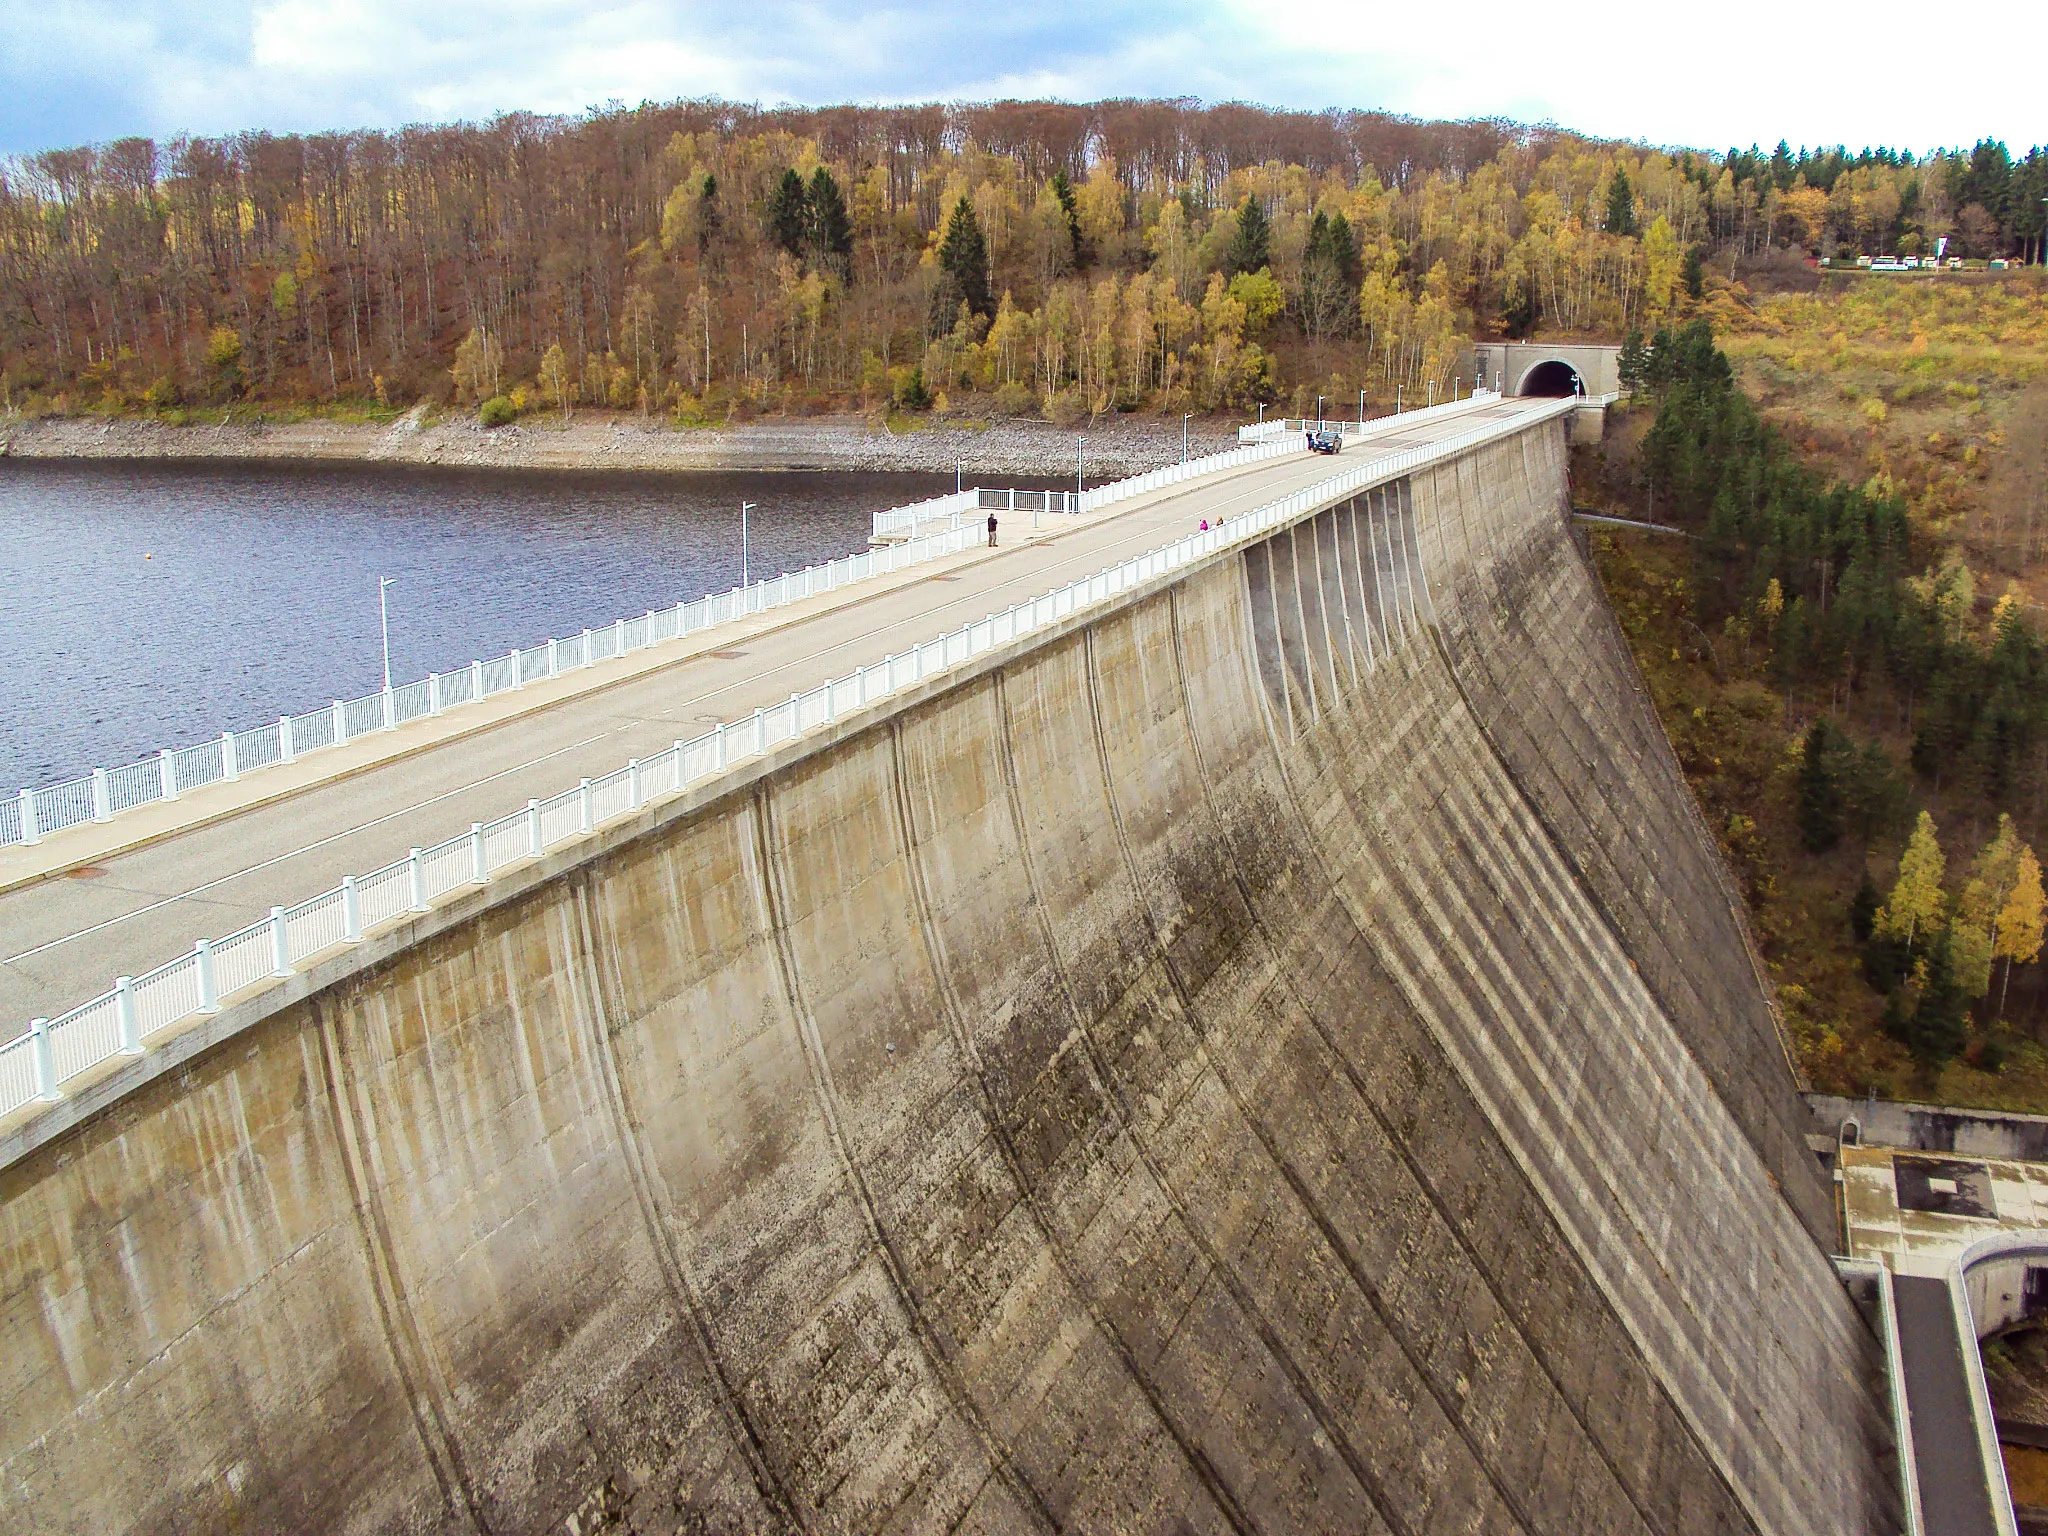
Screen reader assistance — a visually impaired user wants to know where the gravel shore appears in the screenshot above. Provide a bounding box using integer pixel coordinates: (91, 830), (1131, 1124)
(0, 410), (1248, 478)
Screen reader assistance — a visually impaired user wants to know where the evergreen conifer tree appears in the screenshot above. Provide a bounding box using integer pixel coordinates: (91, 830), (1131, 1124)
(1907, 931), (1971, 1062)
(768, 169), (808, 259)
(1227, 196), (1272, 276)
(1796, 718), (1844, 853)
(806, 168), (853, 278)
(1682, 245), (1705, 300)
(1604, 167), (1639, 237)
(1618, 328), (1649, 392)
(1297, 210), (1354, 338)
(1049, 170), (1084, 267)
(1499, 280), (1538, 340)
(1324, 211), (1360, 286)
(1851, 870), (1881, 941)
(930, 196), (993, 332)
(696, 173), (721, 258)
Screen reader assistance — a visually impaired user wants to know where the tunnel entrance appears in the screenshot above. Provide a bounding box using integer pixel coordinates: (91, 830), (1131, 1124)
(1518, 359), (1584, 397)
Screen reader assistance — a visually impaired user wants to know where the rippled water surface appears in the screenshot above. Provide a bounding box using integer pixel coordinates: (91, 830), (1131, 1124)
(0, 459), (1061, 789)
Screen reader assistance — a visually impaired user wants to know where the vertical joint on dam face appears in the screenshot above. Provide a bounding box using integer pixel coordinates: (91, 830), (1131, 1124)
(1, 416), (1902, 1535)
(1245, 477), (1429, 732)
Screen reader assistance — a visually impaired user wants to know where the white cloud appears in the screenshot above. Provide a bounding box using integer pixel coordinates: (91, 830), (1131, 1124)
(1218, 0), (2048, 151)
(1, 0), (2042, 157)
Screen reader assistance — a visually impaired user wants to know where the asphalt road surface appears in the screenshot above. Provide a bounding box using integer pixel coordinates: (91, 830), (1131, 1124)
(0, 400), (1541, 1029)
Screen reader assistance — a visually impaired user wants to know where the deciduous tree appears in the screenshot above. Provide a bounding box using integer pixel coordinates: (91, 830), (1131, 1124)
(1877, 810), (1946, 948)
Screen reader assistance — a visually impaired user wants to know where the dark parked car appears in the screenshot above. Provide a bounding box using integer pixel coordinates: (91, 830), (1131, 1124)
(1307, 429), (1344, 454)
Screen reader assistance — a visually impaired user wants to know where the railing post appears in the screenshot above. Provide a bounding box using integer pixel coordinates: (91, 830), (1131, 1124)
(581, 628), (594, 667)
(160, 748), (177, 801)
(825, 680), (836, 724)
(115, 976), (140, 1054)
(578, 778), (592, 834)
(548, 638), (560, 678)
(527, 798), (543, 856)
(270, 906), (292, 977)
(508, 649), (524, 690)
(752, 710), (764, 756)
(91, 768), (110, 822)
(333, 699), (348, 745)
(18, 787), (39, 845)
(30, 1018), (57, 1101)
(342, 875), (361, 941)
(221, 730), (239, 781)
(614, 617), (626, 655)
(279, 713), (295, 763)
(471, 658), (485, 700)
(428, 673), (442, 716)
(408, 848), (427, 912)
(195, 938), (219, 1013)
(628, 758), (643, 810)
(470, 822), (487, 882)
(381, 687), (395, 730)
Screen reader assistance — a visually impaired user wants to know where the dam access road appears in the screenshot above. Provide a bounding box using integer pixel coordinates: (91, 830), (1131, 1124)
(0, 400), (1528, 1033)
(1, 395), (1913, 1536)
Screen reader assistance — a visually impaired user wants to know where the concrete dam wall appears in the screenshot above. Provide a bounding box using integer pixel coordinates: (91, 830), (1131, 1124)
(1, 422), (1901, 1534)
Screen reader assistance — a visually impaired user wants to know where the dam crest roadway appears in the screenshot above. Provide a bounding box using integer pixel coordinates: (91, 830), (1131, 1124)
(1, 394), (1915, 1534)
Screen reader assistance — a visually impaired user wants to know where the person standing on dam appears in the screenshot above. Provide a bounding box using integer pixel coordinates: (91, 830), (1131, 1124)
(987, 510), (998, 547)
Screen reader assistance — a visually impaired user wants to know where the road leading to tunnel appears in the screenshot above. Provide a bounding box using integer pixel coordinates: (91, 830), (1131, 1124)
(1, 402), (1537, 1028)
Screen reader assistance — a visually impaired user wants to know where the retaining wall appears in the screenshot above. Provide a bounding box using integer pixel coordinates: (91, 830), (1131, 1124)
(0, 420), (1899, 1533)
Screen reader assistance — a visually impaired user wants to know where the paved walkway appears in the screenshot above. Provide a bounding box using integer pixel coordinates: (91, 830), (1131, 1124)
(1894, 1274), (2003, 1535)
(0, 400), (1541, 1029)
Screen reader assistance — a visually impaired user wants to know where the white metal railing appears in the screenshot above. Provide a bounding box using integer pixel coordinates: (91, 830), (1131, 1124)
(871, 487), (1084, 542)
(1238, 390), (1501, 442)
(0, 396), (1577, 1122)
(870, 489), (981, 539)
(4, 511), (1006, 850)
(870, 428), (1321, 544)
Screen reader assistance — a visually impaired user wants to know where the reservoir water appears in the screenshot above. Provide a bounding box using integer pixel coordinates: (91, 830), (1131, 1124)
(0, 459), (1066, 791)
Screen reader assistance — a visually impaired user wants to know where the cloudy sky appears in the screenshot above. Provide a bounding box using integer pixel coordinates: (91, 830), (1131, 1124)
(2, 0), (2041, 158)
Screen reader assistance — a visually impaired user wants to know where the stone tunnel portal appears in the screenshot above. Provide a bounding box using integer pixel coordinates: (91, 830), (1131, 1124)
(1518, 358), (1585, 397)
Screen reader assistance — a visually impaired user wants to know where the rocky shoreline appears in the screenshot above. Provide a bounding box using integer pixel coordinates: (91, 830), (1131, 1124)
(0, 409), (1248, 478)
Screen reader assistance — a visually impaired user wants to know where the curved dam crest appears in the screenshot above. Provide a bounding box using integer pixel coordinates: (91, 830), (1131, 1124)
(0, 422), (1901, 1533)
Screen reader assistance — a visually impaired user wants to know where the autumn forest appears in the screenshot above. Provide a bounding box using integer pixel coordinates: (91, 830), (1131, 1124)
(3, 97), (2043, 428)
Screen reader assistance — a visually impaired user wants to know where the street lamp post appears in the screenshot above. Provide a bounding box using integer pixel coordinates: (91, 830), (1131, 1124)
(378, 576), (396, 692)
(1315, 395), (1324, 430)
(1076, 437), (1085, 501)
(741, 502), (756, 587)
(1183, 413), (1192, 464)
(1357, 388), (1364, 427)
(1395, 384), (1402, 414)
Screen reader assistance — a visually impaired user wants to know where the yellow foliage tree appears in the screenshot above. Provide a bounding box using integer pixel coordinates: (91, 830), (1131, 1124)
(1640, 215), (1682, 319)
(1875, 810), (1945, 947)
(1077, 161), (1126, 266)
(539, 343), (570, 424)
(450, 326), (502, 404)
(1995, 846), (2046, 1015)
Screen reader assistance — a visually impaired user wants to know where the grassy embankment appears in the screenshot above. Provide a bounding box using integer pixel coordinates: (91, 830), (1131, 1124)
(1582, 271), (2048, 1109)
